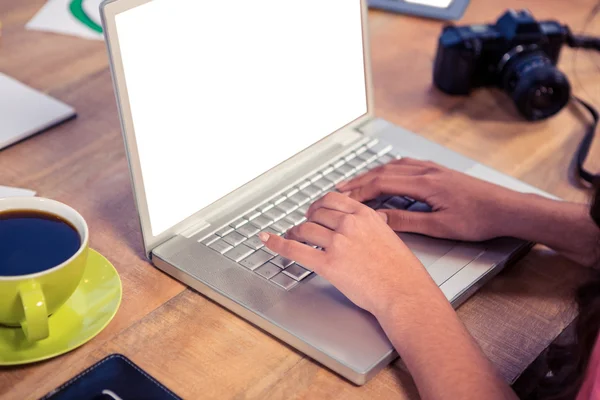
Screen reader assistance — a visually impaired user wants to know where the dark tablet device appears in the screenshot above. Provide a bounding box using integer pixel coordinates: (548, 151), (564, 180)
(367, 0), (470, 21)
(40, 354), (182, 400)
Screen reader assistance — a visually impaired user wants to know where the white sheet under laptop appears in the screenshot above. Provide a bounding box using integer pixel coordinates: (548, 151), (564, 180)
(101, 0), (553, 385)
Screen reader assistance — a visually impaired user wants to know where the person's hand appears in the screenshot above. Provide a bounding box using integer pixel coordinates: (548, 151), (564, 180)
(258, 192), (440, 317)
(336, 158), (528, 242)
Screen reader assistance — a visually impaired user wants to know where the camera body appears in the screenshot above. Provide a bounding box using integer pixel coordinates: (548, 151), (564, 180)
(433, 9), (571, 120)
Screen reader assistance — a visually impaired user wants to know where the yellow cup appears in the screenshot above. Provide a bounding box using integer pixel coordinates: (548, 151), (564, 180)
(0, 197), (88, 341)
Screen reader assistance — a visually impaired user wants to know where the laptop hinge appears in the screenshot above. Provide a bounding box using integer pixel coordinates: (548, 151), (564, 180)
(355, 117), (392, 136)
(179, 219), (211, 239)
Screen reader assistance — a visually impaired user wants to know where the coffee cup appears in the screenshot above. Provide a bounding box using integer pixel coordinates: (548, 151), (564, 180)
(0, 197), (89, 341)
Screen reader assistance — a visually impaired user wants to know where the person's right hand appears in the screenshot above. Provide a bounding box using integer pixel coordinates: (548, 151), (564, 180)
(336, 158), (532, 242)
(259, 192), (439, 317)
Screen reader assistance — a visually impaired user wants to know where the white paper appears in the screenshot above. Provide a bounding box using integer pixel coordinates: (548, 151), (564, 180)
(0, 73), (76, 150)
(26, 0), (104, 40)
(0, 186), (36, 199)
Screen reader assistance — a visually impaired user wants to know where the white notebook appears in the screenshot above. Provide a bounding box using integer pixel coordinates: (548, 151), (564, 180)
(0, 73), (76, 149)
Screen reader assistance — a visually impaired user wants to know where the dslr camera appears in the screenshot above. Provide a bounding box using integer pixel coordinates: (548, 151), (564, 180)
(433, 10), (571, 120)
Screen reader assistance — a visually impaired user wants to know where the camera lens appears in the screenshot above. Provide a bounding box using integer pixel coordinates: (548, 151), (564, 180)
(501, 48), (570, 120)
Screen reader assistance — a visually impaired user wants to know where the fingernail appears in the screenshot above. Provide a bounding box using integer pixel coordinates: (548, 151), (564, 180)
(258, 232), (269, 243)
(377, 211), (388, 223)
(341, 191), (351, 196)
(336, 180), (348, 188)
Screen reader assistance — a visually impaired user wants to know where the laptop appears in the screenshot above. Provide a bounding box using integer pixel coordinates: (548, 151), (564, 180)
(100, 0), (553, 385)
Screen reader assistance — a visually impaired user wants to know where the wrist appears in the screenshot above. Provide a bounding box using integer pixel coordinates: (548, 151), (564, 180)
(494, 193), (600, 267)
(371, 263), (446, 326)
(492, 192), (554, 239)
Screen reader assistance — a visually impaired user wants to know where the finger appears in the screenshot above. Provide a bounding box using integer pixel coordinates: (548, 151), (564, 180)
(259, 232), (324, 271)
(377, 209), (441, 236)
(337, 164), (427, 191)
(306, 192), (363, 217)
(347, 175), (431, 203)
(308, 208), (347, 231)
(285, 222), (335, 248)
(388, 157), (432, 168)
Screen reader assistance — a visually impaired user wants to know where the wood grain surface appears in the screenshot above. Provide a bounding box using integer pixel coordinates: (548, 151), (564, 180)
(1, 0), (599, 398)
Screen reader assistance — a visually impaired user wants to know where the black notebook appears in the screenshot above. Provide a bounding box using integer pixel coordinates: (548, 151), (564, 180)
(40, 354), (182, 400)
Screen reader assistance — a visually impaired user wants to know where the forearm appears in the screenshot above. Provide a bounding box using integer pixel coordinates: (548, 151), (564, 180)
(495, 193), (600, 267)
(375, 274), (516, 400)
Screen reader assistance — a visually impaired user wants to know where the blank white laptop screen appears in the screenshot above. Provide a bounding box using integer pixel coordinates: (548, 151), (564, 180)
(115, 0), (368, 236)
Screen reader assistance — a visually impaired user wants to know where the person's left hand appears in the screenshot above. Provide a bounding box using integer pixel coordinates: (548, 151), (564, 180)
(258, 192), (440, 317)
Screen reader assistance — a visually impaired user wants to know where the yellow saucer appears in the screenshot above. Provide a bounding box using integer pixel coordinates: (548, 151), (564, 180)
(0, 249), (122, 366)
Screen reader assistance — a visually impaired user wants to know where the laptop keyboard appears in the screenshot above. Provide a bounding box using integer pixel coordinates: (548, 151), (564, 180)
(199, 139), (421, 291)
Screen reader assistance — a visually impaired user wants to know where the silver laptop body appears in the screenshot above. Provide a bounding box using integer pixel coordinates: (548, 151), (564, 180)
(101, 0), (552, 385)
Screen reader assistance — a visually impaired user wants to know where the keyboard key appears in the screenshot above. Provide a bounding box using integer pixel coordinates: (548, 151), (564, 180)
(215, 226), (234, 237)
(239, 250), (274, 270)
(286, 187), (299, 197)
(366, 138), (379, 148)
(209, 239), (233, 254)
(297, 203), (310, 214)
(272, 196), (287, 205)
(224, 244), (254, 262)
(321, 165), (334, 175)
(243, 210), (261, 221)
(284, 264), (312, 281)
(272, 255), (294, 268)
(276, 200), (298, 214)
(358, 150), (377, 163)
(271, 219), (294, 234)
(289, 192), (310, 206)
(222, 231), (247, 246)
(324, 171), (345, 184)
(270, 272), (298, 290)
(230, 218), (247, 229)
(264, 227), (282, 236)
(250, 215), (271, 229)
(382, 196), (414, 210)
(297, 262), (313, 272)
(367, 161), (382, 170)
(408, 202), (432, 213)
(296, 181), (311, 190)
(337, 164), (355, 177)
(258, 203), (274, 213)
(355, 145), (368, 155)
(332, 159), (345, 169)
(309, 173), (323, 183)
(237, 223), (260, 238)
(344, 153), (357, 162)
(364, 195), (392, 210)
(285, 211), (306, 225)
(301, 185), (322, 199)
(256, 263), (282, 279)
(313, 178), (334, 191)
(347, 158), (366, 169)
(264, 208), (285, 222)
(364, 199), (383, 209)
(354, 168), (368, 177)
(200, 234), (219, 245)
(379, 154), (395, 164)
(245, 235), (265, 250)
(369, 141), (393, 156)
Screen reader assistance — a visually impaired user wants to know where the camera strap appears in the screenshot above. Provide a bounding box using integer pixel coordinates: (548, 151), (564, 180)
(565, 29), (600, 185)
(573, 96), (599, 185)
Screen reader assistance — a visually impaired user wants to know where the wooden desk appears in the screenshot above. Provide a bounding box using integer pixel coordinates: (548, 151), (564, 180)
(1, 0), (599, 398)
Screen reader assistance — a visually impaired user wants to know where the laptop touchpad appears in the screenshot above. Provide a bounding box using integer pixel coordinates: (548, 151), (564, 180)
(398, 233), (457, 268)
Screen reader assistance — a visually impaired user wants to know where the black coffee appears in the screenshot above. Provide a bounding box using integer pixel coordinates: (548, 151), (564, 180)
(0, 210), (81, 276)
